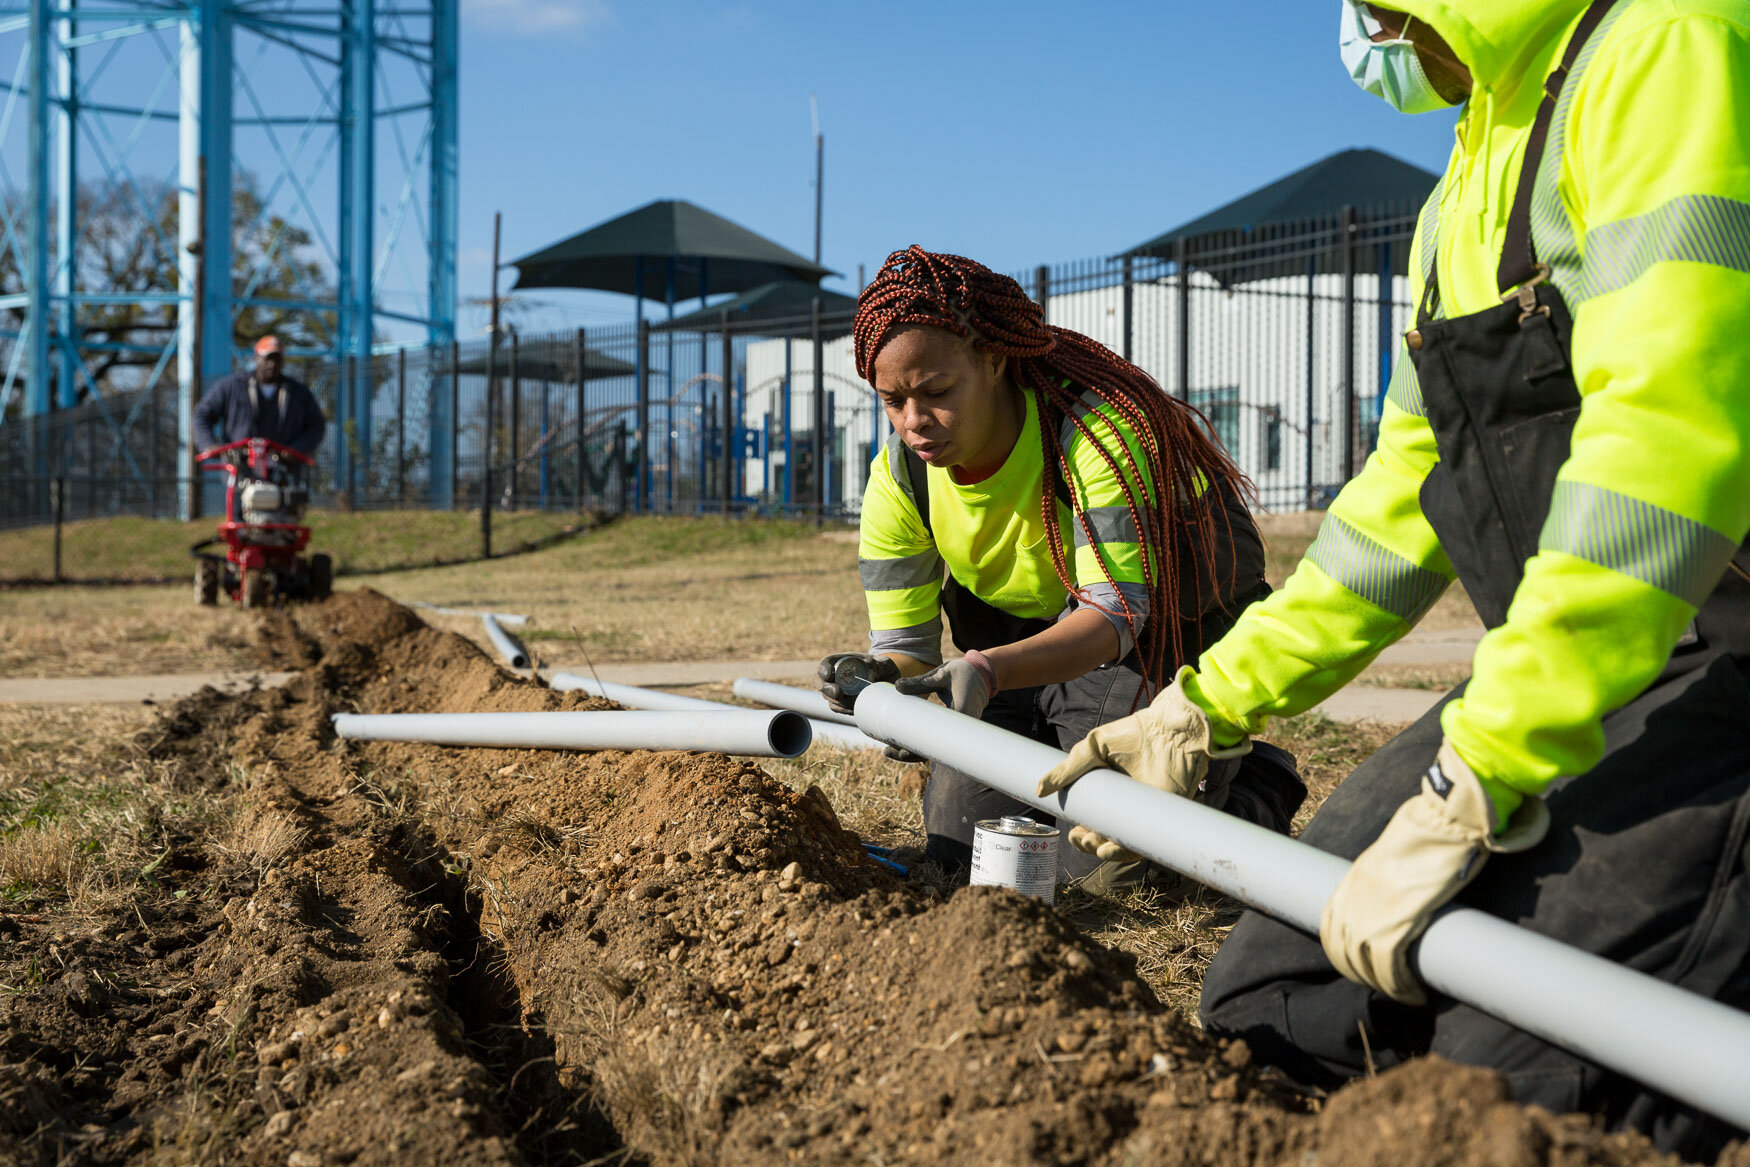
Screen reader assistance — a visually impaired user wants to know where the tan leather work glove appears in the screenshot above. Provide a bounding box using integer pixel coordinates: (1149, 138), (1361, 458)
(1036, 667), (1251, 862)
(1320, 740), (1550, 1005)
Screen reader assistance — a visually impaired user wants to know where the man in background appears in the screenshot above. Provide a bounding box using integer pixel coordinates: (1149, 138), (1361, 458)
(193, 335), (326, 457)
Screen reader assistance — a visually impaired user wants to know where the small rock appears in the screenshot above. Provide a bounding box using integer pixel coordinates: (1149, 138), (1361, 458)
(258, 1042), (291, 1067)
(779, 861), (801, 883)
(262, 1110), (294, 1139)
(396, 1059), (439, 1083)
(812, 1040), (835, 1064)
(1061, 948), (1092, 972)
(495, 764), (517, 777)
(1005, 949), (1032, 969)
(759, 1042), (792, 1063)
(316, 1012), (351, 1039)
(1220, 1040), (1251, 1069)
(331, 1041), (351, 1060)
(377, 1007), (396, 1029)
(1055, 1031), (1085, 1054)
(288, 1152), (322, 1167)
(1210, 1076), (1240, 1101)
(557, 888), (578, 905)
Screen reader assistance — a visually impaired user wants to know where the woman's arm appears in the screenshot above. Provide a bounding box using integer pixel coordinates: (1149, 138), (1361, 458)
(980, 607), (1119, 691)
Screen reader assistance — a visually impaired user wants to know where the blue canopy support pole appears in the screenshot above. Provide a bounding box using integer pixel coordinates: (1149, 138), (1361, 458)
(53, 5), (75, 411)
(339, 0), (375, 497)
(24, 0), (49, 422)
(197, 0), (231, 405)
(176, 9), (200, 517)
(782, 334), (793, 512)
(427, 0), (458, 503)
(636, 316), (651, 514)
(664, 255), (674, 512)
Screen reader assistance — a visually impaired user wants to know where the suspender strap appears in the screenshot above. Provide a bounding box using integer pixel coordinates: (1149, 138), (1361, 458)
(1497, 0), (1622, 293)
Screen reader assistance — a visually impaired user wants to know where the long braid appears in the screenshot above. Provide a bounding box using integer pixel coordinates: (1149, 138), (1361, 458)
(854, 245), (1253, 690)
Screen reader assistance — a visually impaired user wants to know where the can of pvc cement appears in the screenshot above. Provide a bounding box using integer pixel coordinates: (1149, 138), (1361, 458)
(970, 815), (1060, 904)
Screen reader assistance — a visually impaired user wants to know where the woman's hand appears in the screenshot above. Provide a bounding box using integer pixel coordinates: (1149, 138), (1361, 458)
(816, 653), (902, 716)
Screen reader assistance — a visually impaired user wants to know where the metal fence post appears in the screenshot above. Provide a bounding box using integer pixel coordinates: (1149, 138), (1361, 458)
(616, 418), (630, 514)
(1175, 239), (1190, 400)
(1304, 256), (1318, 508)
(508, 330), (520, 509)
(396, 347), (407, 505)
(1035, 264), (1050, 325)
(52, 475), (64, 583)
(637, 319), (651, 513)
(1121, 255), (1134, 362)
(448, 339), (460, 509)
(1341, 205), (1358, 484)
(575, 327), (587, 512)
(483, 337), (496, 558)
(720, 311), (733, 515)
(811, 297), (825, 527)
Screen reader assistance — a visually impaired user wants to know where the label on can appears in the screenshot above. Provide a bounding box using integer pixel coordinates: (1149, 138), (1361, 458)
(970, 815), (1059, 905)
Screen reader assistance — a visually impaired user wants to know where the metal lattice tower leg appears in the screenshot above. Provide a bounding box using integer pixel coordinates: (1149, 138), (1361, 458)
(0, 0), (460, 517)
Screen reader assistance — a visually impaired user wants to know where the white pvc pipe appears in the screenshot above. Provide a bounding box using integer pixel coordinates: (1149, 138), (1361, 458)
(332, 709), (811, 758)
(412, 602), (530, 626)
(481, 612), (530, 669)
(853, 683), (1750, 1131)
(550, 672), (886, 752)
(732, 677), (859, 726)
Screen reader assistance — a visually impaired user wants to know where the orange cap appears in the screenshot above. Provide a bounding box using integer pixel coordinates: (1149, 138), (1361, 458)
(254, 335), (284, 357)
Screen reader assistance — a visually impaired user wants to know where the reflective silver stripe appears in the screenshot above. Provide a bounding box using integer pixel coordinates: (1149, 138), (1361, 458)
(1417, 171), (1445, 285)
(1539, 481), (1737, 607)
(1532, 1), (1634, 295)
(1384, 344), (1424, 417)
(869, 618), (943, 667)
(1075, 581), (1151, 659)
(859, 550), (943, 592)
(1306, 514), (1450, 622)
(1056, 388), (1105, 450)
(1569, 194), (1750, 305)
(1071, 505), (1144, 549)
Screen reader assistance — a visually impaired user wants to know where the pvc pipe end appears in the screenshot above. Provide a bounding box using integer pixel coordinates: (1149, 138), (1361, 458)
(767, 710), (812, 758)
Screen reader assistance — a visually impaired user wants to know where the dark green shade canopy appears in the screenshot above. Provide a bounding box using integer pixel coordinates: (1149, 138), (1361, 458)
(510, 199), (837, 300)
(653, 282), (860, 336)
(455, 341), (634, 383)
(1125, 149), (1440, 258)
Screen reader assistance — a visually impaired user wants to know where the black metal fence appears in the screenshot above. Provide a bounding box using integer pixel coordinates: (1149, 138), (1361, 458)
(0, 205), (1418, 584)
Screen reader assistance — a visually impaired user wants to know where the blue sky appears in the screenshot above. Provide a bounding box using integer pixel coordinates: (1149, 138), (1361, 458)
(457, 0), (1463, 334)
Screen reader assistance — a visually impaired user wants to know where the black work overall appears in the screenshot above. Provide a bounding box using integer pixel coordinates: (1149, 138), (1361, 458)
(901, 445), (1306, 883)
(1199, 4), (1750, 1155)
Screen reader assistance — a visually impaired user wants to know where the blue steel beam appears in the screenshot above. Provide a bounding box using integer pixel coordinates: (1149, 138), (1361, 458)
(54, 3), (76, 408)
(25, 0), (50, 419)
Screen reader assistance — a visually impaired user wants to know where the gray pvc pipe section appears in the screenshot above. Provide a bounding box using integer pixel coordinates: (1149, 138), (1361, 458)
(549, 673), (887, 752)
(481, 613), (529, 669)
(332, 709), (811, 758)
(731, 677), (860, 727)
(853, 683), (1750, 1130)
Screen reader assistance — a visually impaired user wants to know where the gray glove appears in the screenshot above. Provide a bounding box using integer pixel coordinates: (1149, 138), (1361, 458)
(894, 656), (994, 720)
(817, 652), (901, 716)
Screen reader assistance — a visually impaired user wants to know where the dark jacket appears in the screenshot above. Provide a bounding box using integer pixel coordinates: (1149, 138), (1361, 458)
(192, 370), (326, 457)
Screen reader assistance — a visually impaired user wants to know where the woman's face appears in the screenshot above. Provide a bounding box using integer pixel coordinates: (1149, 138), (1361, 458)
(869, 326), (1011, 470)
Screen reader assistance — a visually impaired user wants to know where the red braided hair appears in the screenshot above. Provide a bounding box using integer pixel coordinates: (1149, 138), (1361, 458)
(854, 245), (1252, 689)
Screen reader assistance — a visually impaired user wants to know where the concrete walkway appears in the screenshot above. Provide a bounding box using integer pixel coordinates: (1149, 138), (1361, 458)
(0, 671), (298, 705)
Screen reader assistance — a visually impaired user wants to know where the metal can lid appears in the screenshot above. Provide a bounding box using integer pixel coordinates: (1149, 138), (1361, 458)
(976, 815), (1060, 839)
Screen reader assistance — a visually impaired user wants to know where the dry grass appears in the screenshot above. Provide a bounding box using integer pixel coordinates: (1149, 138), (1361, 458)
(214, 805), (309, 877)
(0, 585), (258, 678)
(0, 702), (228, 912)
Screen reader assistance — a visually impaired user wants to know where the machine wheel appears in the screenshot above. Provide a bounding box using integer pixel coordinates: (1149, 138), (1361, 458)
(196, 559), (220, 606)
(241, 567), (272, 610)
(308, 553), (333, 601)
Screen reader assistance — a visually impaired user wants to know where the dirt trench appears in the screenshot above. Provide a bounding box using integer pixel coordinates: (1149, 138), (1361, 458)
(1, 588), (1742, 1166)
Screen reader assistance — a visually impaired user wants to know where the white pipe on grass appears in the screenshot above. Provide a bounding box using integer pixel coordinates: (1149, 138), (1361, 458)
(852, 682), (1750, 1131)
(551, 673), (886, 752)
(411, 603), (530, 626)
(481, 613), (530, 669)
(732, 677), (859, 727)
(332, 709), (811, 758)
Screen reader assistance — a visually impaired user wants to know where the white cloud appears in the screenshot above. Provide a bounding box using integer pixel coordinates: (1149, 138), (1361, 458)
(462, 0), (611, 36)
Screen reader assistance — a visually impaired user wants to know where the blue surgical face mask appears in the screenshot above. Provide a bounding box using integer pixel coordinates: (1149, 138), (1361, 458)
(1339, 2), (1457, 115)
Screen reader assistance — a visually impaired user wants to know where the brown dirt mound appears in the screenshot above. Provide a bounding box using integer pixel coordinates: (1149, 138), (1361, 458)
(2, 588), (1740, 1166)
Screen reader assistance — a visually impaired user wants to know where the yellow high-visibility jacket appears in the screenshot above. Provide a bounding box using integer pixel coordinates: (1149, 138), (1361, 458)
(1186, 0), (1750, 823)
